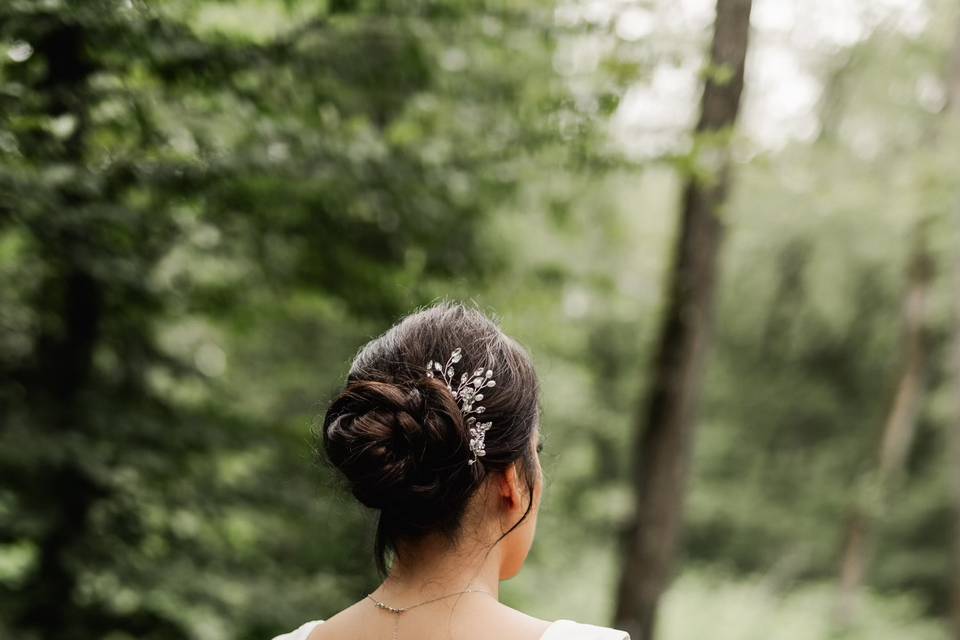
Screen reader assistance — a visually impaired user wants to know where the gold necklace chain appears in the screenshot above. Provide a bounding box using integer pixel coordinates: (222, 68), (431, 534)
(365, 588), (496, 640)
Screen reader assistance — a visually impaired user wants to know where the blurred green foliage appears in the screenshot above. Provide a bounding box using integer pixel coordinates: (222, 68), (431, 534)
(2, 1), (960, 640)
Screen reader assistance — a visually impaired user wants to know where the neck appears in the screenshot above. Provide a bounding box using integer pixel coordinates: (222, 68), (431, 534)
(372, 533), (502, 606)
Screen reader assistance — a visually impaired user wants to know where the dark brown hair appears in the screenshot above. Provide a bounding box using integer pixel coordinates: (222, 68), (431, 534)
(317, 301), (541, 575)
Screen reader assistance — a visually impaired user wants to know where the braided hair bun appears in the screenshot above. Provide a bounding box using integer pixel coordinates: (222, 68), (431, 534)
(323, 376), (474, 514)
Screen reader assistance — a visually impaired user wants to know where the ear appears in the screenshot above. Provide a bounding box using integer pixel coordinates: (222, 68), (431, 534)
(497, 462), (524, 513)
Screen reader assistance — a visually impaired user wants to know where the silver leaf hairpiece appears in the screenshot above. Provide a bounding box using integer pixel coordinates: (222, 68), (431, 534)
(425, 347), (497, 465)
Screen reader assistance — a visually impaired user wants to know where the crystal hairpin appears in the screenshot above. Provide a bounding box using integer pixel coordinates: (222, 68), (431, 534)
(425, 347), (497, 465)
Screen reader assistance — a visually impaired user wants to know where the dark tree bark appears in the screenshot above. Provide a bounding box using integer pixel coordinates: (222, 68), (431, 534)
(612, 2), (753, 638)
(8, 20), (109, 640)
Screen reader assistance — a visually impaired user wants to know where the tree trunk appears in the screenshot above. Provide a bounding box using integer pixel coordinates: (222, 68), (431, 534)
(834, 225), (933, 626)
(9, 20), (108, 640)
(950, 216), (960, 640)
(613, 2), (753, 638)
(833, 8), (960, 629)
(946, 8), (960, 638)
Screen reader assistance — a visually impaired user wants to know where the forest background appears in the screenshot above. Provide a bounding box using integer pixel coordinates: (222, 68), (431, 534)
(3, 1), (960, 639)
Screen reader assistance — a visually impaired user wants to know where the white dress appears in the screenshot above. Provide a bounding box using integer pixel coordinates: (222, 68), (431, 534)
(272, 618), (630, 640)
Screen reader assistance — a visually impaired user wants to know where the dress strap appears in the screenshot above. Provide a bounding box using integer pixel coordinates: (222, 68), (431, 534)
(540, 619), (630, 640)
(270, 619), (323, 640)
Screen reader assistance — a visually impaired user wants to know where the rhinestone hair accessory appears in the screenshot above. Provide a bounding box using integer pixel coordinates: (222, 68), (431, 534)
(425, 347), (497, 465)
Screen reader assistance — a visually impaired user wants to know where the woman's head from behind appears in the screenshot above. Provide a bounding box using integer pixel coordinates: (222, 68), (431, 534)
(319, 301), (543, 580)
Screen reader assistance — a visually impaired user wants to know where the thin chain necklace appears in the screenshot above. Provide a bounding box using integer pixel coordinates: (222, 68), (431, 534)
(366, 587), (496, 640)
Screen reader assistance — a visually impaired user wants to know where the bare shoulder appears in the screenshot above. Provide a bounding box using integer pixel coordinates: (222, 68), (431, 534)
(302, 599), (366, 639)
(304, 597), (552, 640)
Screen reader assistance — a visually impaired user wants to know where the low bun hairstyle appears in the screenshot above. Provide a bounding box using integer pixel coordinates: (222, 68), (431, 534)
(324, 376), (473, 513)
(317, 301), (541, 575)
